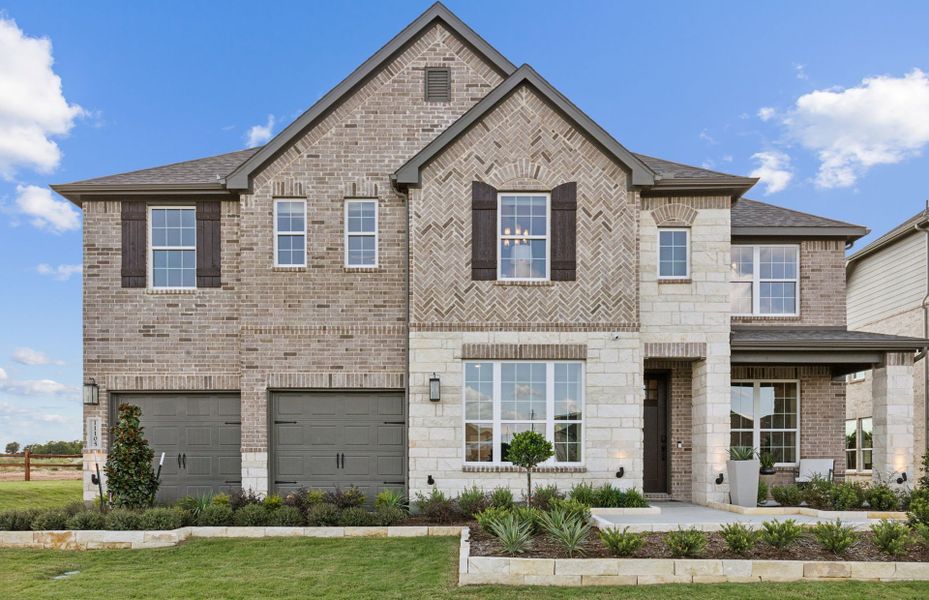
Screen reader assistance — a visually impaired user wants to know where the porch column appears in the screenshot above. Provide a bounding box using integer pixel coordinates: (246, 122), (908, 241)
(872, 352), (915, 485)
(691, 353), (730, 504)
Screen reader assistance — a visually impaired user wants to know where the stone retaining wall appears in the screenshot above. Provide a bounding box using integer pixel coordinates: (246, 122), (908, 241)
(706, 502), (908, 520)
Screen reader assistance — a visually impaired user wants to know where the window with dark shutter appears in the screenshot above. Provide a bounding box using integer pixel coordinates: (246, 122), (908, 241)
(196, 200), (222, 288)
(471, 181), (497, 280)
(550, 182), (577, 281)
(424, 67), (451, 102)
(121, 201), (147, 288)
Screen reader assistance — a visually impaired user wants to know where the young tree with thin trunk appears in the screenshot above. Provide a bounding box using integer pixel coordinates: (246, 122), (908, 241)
(505, 430), (554, 506)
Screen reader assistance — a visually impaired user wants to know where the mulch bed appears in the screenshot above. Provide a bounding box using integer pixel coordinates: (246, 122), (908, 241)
(469, 527), (929, 562)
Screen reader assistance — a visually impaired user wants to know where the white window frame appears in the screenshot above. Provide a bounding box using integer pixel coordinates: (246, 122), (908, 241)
(845, 417), (873, 473)
(273, 199), (307, 267)
(496, 192), (551, 281)
(657, 227), (690, 279)
(846, 371), (866, 383)
(148, 205), (196, 290)
(462, 360), (584, 467)
(344, 199), (378, 268)
(731, 244), (800, 317)
(731, 379), (801, 467)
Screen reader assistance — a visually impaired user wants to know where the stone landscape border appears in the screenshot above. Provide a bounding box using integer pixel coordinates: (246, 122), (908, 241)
(706, 502), (908, 521)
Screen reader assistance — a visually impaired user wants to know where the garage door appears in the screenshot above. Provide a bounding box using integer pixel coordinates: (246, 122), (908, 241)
(112, 393), (241, 503)
(271, 391), (406, 503)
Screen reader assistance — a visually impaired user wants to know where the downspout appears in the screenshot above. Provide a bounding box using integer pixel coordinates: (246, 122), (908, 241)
(915, 200), (929, 466)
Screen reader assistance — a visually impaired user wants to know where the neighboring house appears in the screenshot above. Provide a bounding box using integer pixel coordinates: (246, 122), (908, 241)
(53, 3), (927, 505)
(846, 208), (929, 482)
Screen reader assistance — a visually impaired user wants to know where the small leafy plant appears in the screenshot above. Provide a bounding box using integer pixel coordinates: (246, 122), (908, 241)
(31, 510), (69, 531)
(759, 452), (776, 472)
(456, 486), (488, 517)
(504, 430), (554, 506)
(66, 511), (106, 530)
(760, 519), (804, 550)
(757, 481), (769, 505)
(196, 504), (233, 526)
(802, 476), (833, 510)
(414, 488), (459, 523)
(548, 498), (591, 524)
(229, 489), (262, 511)
(906, 493), (929, 526)
(529, 484), (563, 511)
(913, 522), (929, 547)
(231, 504), (270, 527)
(105, 508), (142, 530)
(870, 519), (911, 556)
(176, 494), (214, 520)
(374, 506), (408, 526)
(262, 494), (284, 510)
(324, 487), (365, 509)
(474, 507), (510, 534)
(375, 489), (407, 512)
(812, 519), (858, 556)
(489, 487), (514, 510)
(829, 481), (865, 511)
(0, 509), (40, 531)
(719, 522), (761, 555)
(866, 483), (899, 511)
(306, 503), (341, 526)
(267, 505), (304, 526)
(487, 513), (534, 555)
(770, 484), (803, 507)
(664, 527), (707, 558)
(600, 527), (645, 557)
(728, 446), (756, 461)
(139, 507), (188, 530)
(568, 482), (597, 506)
(337, 507), (377, 527)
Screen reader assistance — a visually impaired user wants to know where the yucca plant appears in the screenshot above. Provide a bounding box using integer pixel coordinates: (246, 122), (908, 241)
(544, 516), (590, 557)
(487, 513), (534, 555)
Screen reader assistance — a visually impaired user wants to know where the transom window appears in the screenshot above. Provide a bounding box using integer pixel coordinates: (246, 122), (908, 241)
(730, 381), (799, 465)
(731, 245), (799, 315)
(274, 199), (306, 267)
(344, 199), (378, 267)
(150, 207), (196, 288)
(498, 193), (549, 280)
(658, 228), (689, 279)
(464, 361), (583, 465)
(845, 417), (872, 472)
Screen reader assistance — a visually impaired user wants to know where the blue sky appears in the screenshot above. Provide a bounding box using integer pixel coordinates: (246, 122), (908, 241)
(1, 1), (927, 447)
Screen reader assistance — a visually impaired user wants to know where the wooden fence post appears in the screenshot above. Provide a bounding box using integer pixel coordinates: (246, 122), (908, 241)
(24, 449), (30, 481)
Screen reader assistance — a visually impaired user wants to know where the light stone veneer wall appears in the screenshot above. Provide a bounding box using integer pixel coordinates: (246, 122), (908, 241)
(872, 352), (916, 482)
(408, 332), (642, 499)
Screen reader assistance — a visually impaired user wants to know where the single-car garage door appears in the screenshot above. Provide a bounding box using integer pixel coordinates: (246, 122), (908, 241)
(112, 393), (241, 503)
(271, 391), (406, 503)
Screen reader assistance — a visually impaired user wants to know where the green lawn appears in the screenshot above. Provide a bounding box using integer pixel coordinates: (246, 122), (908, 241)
(0, 480), (83, 511)
(2, 537), (928, 599)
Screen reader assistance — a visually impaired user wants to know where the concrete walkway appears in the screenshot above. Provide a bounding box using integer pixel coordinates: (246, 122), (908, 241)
(595, 502), (887, 532)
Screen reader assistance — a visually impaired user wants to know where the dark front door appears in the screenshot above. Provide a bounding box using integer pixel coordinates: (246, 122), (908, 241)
(643, 374), (669, 494)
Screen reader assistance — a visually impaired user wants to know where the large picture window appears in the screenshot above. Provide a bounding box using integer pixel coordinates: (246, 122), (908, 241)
(150, 207), (196, 289)
(730, 380), (800, 465)
(464, 361), (583, 465)
(731, 245), (799, 316)
(845, 417), (872, 472)
(498, 193), (549, 280)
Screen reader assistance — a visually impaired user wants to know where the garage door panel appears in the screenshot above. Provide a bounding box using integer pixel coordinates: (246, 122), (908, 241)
(185, 426), (212, 447)
(218, 456), (240, 478)
(307, 425), (337, 445)
(275, 425), (305, 447)
(148, 426), (179, 447)
(343, 425), (372, 446)
(377, 425), (403, 447)
(379, 395), (404, 417)
(377, 456), (404, 477)
(218, 426), (239, 447)
(186, 456), (212, 476)
(185, 397), (213, 417)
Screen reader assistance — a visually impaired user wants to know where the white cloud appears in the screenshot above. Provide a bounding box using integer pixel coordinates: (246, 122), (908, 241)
(749, 150), (794, 195)
(14, 184), (79, 232)
(36, 263), (81, 281)
(795, 64), (809, 81)
(0, 366), (76, 397)
(0, 17), (84, 178)
(784, 69), (929, 188)
(698, 129), (716, 144)
(245, 114), (275, 147)
(12, 347), (64, 366)
(757, 107), (776, 122)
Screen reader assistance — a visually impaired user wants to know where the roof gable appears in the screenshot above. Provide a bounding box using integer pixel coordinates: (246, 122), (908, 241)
(394, 64), (656, 187)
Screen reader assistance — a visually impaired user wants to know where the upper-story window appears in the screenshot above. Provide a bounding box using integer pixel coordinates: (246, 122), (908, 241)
(274, 199), (306, 267)
(731, 245), (799, 316)
(498, 193), (549, 280)
(658, 228), (689, 279)
(150, 207), (196, 289)
(345, 199), (378, 267)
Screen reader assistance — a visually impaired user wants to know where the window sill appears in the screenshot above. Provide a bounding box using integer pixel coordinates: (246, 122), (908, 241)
(732, 315), (801, 321)
(658, 278), (691, 285)
(492, 280), (554, 287)
(272, 266), (307, 272)
(462, 464), (586, 473)
(342, 266), (381, 273)
(145, 288), (197, 295)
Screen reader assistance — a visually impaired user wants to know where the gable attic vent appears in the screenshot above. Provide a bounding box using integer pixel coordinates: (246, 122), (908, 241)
(424, 67), (451, 102)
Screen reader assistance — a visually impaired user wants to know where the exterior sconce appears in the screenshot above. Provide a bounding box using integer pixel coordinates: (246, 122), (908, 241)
(615, 467), (625, 479)
(715, 473), (725, 485)
(897, 472), (908, 485)
(429, 373), (441, 402)
(427, 475), (435, 485)
(83, 378), (99, 405)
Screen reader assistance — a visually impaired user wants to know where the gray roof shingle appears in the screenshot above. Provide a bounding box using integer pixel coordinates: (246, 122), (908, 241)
(731, 327), (927, 350)
(632, 153), (745, 181)
(61, 148), (261, 186)
(732, 198), (862, 229)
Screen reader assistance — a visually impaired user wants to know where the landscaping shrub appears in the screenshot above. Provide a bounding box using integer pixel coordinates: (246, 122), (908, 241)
(283, 488), (324, 513)
(229, 489), (262, 511)
(770, 484), (802, 507)
(268, 505), (304, 527)
(414, 488), (459, 523)
(511, 506), (543, 534)
(489, 487), (514, 510)
(757, 481), (769, 505)
(211, 493), (230, 506)
(913, 522), (929, 547)
(487, 513), (533, 555)
(374, 506), (408, 526)
(475, 507), (510, 534)
(505, 430), (554, 506)
(338, 507), (377, 527)
(31, 510), (69, 531)
(104, 403), (159, 509)
(812, 519), (858, 556)
(529, 484), (562, 511)
(594, 484), (625, 508)
(802, 476), (833, 510)
(104, 509), (142, 530)
(906, 493), (929, 526)
(67, 511), (106, 530)
(139, 507), (188, 530)
(760, 519), (804, 550)
(719, 522), (761, 555)
(324, 487), (365, 509)
(176, 494), (213, 521)
(621, 488), (649, 508)
(456, 486), (488, 517)
(306, 503), (341, 526)
(0, 509), (39, 531)
(63, 502), (88, 517)
(549, 498), (591, 524)
(867, 484), (899, 511)
(829, 481), (865, 511)
(232, 504), (270, 527)
(664, 527), (707, 558)
(600, 527), (645, 557)
(568, 482), (597, 506)
(375, 489), (407, 512)
(871, 519), (911, 556)
(262, 494), (284, 510)
(197, 504), (233, 527)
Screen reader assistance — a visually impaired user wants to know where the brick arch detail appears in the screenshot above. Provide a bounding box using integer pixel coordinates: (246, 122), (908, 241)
(650, 203), (698, 227)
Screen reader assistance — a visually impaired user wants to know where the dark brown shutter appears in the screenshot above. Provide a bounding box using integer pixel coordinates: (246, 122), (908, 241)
(550, 181), (577, 281)
(121, 201), (147, 288)
(471, 181), (497, 280)
(196, 200), (221, 288)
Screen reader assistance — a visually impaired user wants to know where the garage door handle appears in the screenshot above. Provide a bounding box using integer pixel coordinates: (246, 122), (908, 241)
(275, 480), (297, 485)
(182, 453), (186, 469)
(274, 420), (297, 424)
(177, 454), (182, 469)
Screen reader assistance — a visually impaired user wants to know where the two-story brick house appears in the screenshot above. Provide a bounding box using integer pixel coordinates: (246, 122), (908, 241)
(54, 3), (927, 505)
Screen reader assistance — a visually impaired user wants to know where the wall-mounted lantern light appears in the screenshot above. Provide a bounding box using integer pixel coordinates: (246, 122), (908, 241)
(615, 466), (625, 479)
(83, 378), (99, 405)
(715, 473), (725, 485)
(429, 373), (441, 402)
(897, 472), (908, 485)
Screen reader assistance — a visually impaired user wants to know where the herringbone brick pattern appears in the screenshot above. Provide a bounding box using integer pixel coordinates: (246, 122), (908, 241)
(411, 85), (638, 329)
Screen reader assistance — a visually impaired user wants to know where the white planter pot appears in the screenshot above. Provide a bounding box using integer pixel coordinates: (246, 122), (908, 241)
(727, 459), (760, 507)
